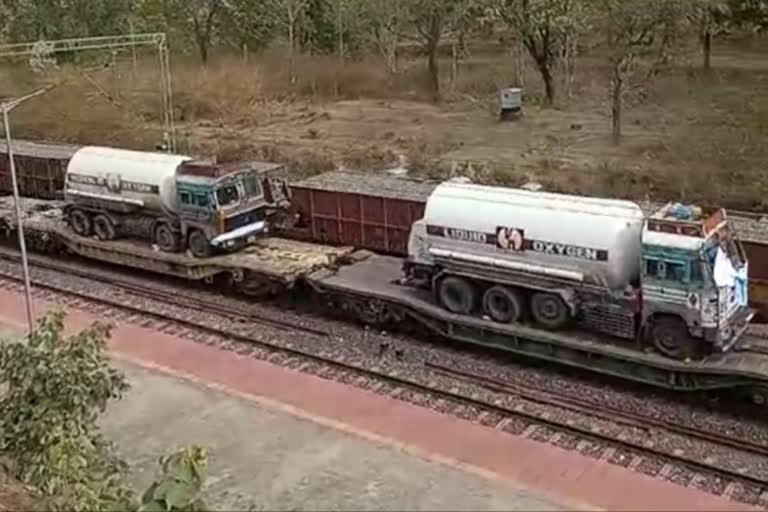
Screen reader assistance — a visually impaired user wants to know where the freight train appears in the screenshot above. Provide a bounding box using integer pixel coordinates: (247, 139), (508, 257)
(2, 141), (768, 394)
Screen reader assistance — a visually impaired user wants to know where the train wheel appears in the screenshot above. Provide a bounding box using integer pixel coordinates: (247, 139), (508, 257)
(154, 223), (178, 252)
(651, 316), (700, 360)
(438, 276), (476, 315)
(93, 215), (116, 241)
(530, 292), (569, 329)
(482, 285), (523, 323)
(69, 209), (92, 237)
(188, 229), (211, 258)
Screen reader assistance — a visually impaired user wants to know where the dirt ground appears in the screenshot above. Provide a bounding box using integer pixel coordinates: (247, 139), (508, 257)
(0, 466), (39, 511)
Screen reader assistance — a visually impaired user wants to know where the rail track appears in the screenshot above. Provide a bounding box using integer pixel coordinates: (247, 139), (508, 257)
(0, 246), (767, 506)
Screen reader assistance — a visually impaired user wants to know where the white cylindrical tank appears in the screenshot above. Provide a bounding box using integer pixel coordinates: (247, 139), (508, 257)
(65, 146), (193, 214)
(417, 182), (646, 289)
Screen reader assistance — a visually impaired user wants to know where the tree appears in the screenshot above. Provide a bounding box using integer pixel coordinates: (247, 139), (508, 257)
(406, 0), (476, 101)
(728, 0), (768, 31)
(220, 0), (278, 57)
(265, 0), (311, 82)
(138, 0), (224, 64)
(495, 0), (588, 106)
(593, 0), (687, 144)
(365, 0), (409, 72)
(140, 446), (209, 512)
(6, 0), (136, 42)
(691, 0), (730, 70)
(0, 310), (134, 511)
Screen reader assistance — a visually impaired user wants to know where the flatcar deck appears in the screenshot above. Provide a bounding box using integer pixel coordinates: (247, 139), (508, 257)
(0, 196), (354, 285)
(308, 253), (768, 392)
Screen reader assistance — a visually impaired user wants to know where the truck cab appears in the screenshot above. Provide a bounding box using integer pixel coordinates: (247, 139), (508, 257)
(175, 159), (291, 257)
(641, 203), (754, 359)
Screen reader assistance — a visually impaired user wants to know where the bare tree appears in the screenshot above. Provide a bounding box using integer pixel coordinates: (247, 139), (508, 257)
(266, 0), (310, 83)
(495, 0), (587, 106)
(691, 0), (730, 70)
(407, 0), (476, 101)
(186, 0), (224, 64)
(366, 0), (408, 73)
(595, 0), (688, 144)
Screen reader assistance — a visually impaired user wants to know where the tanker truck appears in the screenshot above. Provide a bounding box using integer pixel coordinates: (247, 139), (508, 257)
(404, 181), (754, 360)
(63, 146), (291, 257)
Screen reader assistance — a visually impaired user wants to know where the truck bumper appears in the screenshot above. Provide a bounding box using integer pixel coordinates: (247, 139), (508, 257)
(210, 220), (267, 249)
(707, 306), (755, 352)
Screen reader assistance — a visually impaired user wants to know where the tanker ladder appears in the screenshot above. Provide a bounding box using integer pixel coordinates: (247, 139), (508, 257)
(307, 253), (768, 398)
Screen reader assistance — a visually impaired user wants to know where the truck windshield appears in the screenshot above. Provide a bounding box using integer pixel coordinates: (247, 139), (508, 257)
(215, 185), (240, 207)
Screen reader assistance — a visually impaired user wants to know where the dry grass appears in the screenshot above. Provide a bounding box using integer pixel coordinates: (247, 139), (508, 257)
(1, 36), (767, 209)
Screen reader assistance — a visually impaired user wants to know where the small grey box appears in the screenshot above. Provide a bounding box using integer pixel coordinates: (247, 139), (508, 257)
(500, 87), (522, 120)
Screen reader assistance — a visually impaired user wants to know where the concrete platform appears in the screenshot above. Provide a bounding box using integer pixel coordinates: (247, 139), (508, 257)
(105, 362), (562, 511)
(0, 287), (758, 512)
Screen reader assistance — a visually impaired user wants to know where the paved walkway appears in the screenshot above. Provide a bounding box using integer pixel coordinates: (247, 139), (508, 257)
(0, 287), (759, 511)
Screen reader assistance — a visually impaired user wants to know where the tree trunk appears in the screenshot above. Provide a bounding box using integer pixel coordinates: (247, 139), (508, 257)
(197, 35), (209, 65)
(427, 39), (440, 102)
(512, 39), (525, 87)
(537, 61), (555, 106)
(451, 41), (458, 92)
(288, 17), (296, 84)
(387, 43), (398, 73)
(702, 30), (712, 70)
(611, 69), (623, 145)
(562, 35), (576, 102)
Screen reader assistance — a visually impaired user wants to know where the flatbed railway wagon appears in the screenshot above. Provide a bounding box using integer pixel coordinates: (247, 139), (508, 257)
(3, 194), (768, 401)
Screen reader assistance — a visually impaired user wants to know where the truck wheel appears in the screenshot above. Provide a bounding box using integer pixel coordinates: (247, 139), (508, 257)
(651, 316), (700, 360)
(438, 276), (476, 315)
(93, 215), (116, 241)
(482, 286), (523, 323)
(530, 292), (569, 329)
(154, 224), (178, 252)
(188, 229), (211, 258)
(69, 209), (92, 237)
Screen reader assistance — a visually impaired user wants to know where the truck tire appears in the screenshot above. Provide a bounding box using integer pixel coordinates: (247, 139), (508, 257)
(651, 316), (700, 360)
(530, 292), (569, 329)
(438, 276), (476, 315)
(69, 209), (92, 237)
(188, 229), (211, 258)
(93, 214), (116, 241)
(154, 223), (178, 253)
(482, 285), (523, 323)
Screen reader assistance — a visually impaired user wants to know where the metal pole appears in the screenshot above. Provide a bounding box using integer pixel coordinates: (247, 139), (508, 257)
(3, 107), (34, 334)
